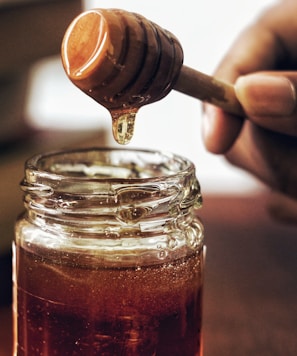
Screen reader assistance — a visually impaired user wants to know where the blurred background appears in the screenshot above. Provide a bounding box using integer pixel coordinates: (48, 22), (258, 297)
(0, 0), (274, 305)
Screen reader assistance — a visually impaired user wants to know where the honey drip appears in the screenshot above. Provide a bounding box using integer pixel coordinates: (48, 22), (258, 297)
(111, 110), (137, 145)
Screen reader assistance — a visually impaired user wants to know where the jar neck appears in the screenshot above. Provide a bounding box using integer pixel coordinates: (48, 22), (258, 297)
(22, 148), (202, 237)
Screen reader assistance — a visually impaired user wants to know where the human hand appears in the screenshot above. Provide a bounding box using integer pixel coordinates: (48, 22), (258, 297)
(203, 0), (297, 223)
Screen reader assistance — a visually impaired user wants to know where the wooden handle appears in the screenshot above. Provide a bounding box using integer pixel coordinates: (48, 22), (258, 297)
(174, 65), (244, 116)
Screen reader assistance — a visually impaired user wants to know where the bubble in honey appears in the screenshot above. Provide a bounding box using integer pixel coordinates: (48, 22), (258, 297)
(111, 110), (137, 145)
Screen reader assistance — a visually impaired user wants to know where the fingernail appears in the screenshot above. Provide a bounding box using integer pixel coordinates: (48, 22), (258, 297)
(235, 74), (296, 116)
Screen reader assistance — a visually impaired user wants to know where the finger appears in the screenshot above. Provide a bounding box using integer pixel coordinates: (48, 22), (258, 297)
(202, 105), (243, 153)
(225, 120), (297, 198)
(202, 25), (279, 153)
(216, 1), (297, 77)
(235, 72), (297, 136)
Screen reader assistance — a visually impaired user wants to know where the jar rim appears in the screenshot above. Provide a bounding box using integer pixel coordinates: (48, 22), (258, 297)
(25, 147), (196, 184)
(20, 147), (203, 251)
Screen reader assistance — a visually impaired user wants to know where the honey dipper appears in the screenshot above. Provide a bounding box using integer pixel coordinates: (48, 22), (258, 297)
(61, 8), (244, 144)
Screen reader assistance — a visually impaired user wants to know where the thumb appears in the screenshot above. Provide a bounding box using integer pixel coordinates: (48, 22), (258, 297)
(235, 72), (297, 136)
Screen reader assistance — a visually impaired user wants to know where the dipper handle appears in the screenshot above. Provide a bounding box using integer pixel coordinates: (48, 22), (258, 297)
(175, 66), (244, 116)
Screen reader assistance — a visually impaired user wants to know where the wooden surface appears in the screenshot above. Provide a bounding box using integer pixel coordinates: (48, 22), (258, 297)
(201, 194), (297, 356)
(1, 192), (297, 355)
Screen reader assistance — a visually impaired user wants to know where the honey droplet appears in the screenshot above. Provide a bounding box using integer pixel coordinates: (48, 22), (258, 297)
(111, 110), (137, 145)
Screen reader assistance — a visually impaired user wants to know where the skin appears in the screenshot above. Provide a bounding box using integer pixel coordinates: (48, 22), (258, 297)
(203, 0), (297, 223)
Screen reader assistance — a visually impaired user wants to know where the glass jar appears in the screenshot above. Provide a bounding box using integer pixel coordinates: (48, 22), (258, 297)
(13, 147), (205, 356)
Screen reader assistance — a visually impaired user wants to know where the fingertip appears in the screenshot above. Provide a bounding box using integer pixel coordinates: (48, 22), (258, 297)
(202, 105), (222, 153)
(235, 73), (297, 117)
(202, 104), (243, 154)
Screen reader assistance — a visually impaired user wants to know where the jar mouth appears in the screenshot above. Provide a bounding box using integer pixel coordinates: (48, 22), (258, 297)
(25, 147), (195, 184)
(20, 147), (203, 261)
(22, 147), (202, 229)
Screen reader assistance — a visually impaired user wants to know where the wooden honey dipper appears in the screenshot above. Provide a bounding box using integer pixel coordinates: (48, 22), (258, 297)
(61, 8), (244, 144)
